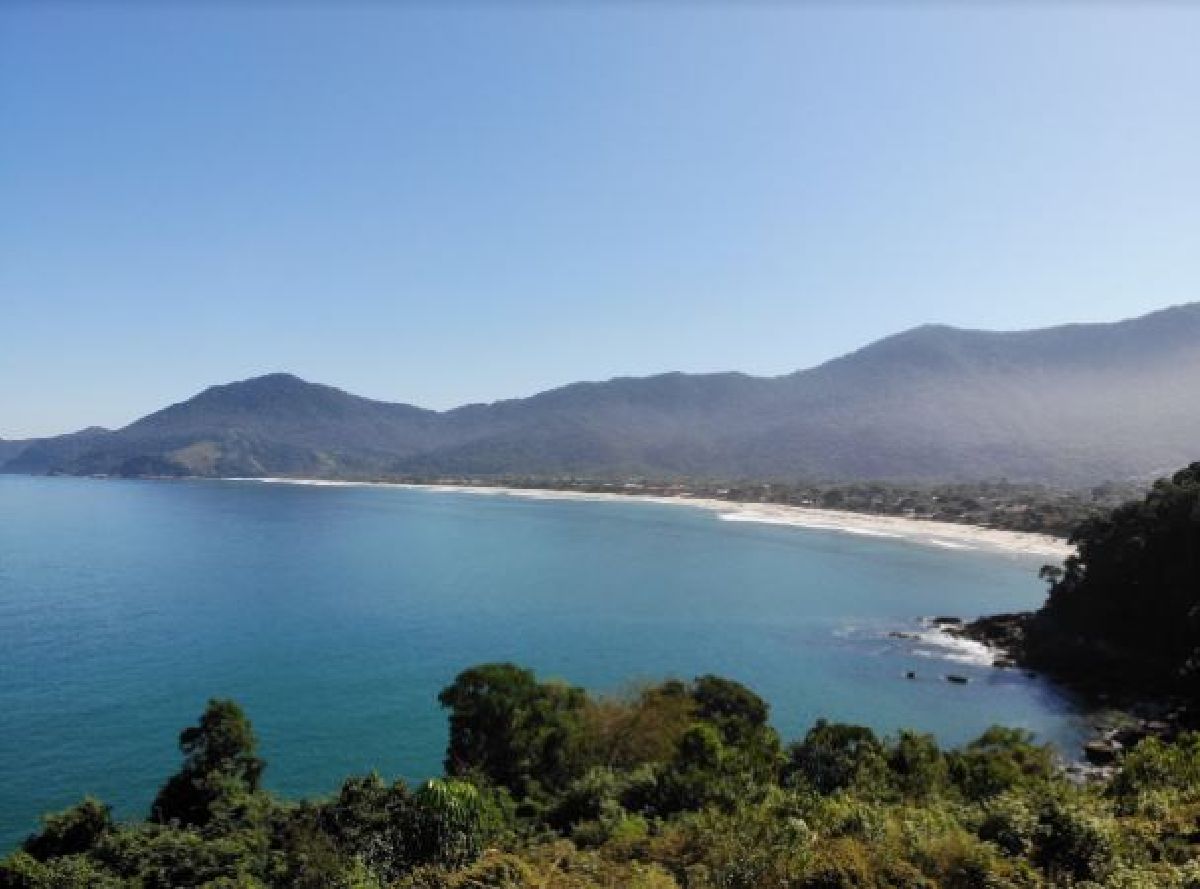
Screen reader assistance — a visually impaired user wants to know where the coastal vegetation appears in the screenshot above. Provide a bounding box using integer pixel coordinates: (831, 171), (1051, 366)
(6, 664), (1200, 888)
(393, 477), (1138, 539)
(1029, 461), (1200, 692)
(964, 462), (1200, 703)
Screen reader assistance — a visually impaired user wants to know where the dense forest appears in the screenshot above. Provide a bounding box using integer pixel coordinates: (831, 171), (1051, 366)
(5, 663), (1200, 888)
(1028, 462), (1200, 689)
(963, 462), (1200, 701)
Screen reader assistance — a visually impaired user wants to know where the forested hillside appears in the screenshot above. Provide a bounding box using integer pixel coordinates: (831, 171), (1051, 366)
(970, 462), (1200, 698)
(5, 303), (1200, 484)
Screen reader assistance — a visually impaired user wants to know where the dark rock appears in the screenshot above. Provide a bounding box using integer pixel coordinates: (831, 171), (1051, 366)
(1112, 727), (1147, 748)
(960, 612), (1032, 650)
(1084, 739), (1122, 766)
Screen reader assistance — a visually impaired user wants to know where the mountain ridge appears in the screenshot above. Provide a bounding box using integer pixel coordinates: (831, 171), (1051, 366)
(5, 303), (1199, 484)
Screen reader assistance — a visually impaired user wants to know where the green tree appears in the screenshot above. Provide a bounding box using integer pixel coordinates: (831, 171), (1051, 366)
(438, 664), (586, 797)
(21, 798), (112, 861)
(948, 726), (1053, 801)
(782, 721), (886, 795)
(1109, 732), (1200, 812)
(150, 699), (266, 828)
(408, 779), (484, 870)
(1034, 797), (1115, 884)
(887, 730), (946, 800)
(691, 675), (781, 781)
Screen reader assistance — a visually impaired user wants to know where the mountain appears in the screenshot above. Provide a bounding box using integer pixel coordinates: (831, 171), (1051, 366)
(5, 303), (1199, 484)
(1, 427), (113, 474)
(0, 439), (32, 464)
(3, 378), (444, 478)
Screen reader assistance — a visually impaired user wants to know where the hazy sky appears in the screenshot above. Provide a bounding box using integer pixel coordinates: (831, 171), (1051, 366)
(2, 4), (1198, 437)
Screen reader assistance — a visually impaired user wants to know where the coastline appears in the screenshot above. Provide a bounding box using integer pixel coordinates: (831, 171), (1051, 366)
(226, 477), (1074, 558)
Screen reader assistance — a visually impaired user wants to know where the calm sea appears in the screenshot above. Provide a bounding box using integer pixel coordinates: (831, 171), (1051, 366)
(0, 475), (1083, 849)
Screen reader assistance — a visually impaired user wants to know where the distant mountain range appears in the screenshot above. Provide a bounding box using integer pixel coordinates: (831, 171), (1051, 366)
(5, 303), (1199, 484)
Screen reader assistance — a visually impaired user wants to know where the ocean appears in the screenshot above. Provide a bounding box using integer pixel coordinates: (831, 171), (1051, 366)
(0, 475), (1083, 850)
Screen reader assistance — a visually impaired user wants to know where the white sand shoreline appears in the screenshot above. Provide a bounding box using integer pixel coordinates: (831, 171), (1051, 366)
(221, 477), (1073, 558)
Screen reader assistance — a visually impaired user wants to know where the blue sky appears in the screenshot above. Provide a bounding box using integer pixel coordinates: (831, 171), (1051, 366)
(2, 4), (1198, 437)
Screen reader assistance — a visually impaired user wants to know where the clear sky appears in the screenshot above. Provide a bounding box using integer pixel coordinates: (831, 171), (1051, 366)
(2, 3), (1198, 438)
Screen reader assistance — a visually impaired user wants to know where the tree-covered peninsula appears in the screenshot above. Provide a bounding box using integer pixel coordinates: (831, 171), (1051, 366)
(964, 462), (1200, 703)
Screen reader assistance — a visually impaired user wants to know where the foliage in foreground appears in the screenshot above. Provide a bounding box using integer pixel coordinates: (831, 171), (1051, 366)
(5, 664), (1200, 889)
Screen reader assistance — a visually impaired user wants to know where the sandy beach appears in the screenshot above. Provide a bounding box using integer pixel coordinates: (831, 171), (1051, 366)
(233, 478), (1074, 558)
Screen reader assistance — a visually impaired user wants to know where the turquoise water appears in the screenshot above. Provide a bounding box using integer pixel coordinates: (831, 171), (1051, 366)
(0, 476), (1082, 849)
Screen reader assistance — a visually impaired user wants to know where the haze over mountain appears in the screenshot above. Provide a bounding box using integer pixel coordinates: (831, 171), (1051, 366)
(5, 303), (1199, 484)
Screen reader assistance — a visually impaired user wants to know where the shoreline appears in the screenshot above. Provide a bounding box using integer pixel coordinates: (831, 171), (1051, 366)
(945, 614), (1193, 771)
(224, 477), (1074, 558)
